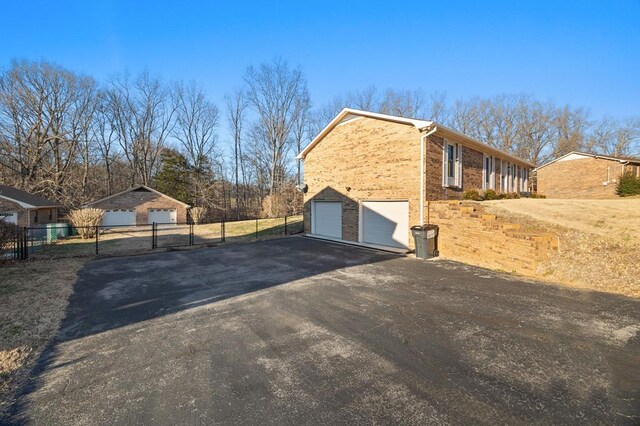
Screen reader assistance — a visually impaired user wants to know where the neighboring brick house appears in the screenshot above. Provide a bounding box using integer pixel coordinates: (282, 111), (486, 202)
(297, 108), (534, 250)
(0, 185), (61, 227)
(86, 185), (190, 226)
(536, 151), (640, 199)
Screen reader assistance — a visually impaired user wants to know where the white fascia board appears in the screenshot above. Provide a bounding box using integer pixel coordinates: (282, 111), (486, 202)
(0, 194), (35, 209)
(296, 108), (433, 160)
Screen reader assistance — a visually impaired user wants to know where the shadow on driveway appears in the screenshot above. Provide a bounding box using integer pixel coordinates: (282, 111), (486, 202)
(4, 236), (640, 424)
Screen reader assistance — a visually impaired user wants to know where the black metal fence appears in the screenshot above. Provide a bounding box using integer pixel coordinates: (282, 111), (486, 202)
(4, 214), (303, 261)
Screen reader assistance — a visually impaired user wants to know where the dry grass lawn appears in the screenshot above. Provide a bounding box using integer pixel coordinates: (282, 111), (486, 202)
(30, 216), (304, 258)
(484, 199), (640, 245)
(483, 199), (640, 298)
(0, 258), (86, 414)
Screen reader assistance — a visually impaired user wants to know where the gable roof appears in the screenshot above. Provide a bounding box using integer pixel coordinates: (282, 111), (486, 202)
(0, 185), (61, 209)
(535, 151), (640, 171)
(85, 185), (191, 208)
(296, 108), (535, 168)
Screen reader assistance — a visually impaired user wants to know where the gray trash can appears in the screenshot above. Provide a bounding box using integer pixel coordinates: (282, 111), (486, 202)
(411, 224), (439, 259)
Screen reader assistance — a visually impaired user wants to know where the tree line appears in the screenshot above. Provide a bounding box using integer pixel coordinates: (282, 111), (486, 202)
(1, 59), (638, 218)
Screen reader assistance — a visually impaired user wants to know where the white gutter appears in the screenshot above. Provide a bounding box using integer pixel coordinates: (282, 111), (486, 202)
(420, 126), (438, 224)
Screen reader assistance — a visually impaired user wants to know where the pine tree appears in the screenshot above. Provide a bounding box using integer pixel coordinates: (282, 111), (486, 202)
(153, 149), (191, 204)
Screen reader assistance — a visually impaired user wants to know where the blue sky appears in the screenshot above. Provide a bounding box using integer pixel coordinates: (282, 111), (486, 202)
(1, 0), (639, 122)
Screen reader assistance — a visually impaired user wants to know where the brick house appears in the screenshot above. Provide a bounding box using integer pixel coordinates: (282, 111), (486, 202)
(297, 108), (534, 250)
(536, 151), (640, 199)
(86, 185), (190, 226)
(0, 185), (61, 227)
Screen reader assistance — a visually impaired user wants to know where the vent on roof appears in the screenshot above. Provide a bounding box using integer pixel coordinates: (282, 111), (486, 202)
(133, 187), (149, 192)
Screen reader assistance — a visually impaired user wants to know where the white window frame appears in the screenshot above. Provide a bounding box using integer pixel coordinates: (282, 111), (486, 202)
(442, 140), (462, 188)
(520, 167), (529, 192)
(503, 162), (513, 192)
(482, 154), (495, 190)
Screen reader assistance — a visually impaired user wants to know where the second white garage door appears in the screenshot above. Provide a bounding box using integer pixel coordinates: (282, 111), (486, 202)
(361, 201), (409, 249)
(148, 208), (177, 224)
(312, 201), (342, 239)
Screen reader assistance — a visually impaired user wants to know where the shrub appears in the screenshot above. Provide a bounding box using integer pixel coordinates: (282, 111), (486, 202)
(497, 192), (508, 200)
(616, 171), (640, 197)
(0, 220), (19, 256)
(189, 206), (207, 224)
(262, 184), (303, 217)
(531, 192), (547, 199)
(462, 189), (482, 201)
(67, 208), (104, 239)
(483, 189), (498, 200)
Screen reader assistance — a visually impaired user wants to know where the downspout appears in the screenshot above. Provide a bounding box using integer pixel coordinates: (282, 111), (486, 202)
(420, 126), (438, 225)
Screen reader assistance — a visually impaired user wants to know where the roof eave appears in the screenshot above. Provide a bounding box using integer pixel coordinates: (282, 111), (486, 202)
(296, 108), (432, 160)
(433, 125), (535, 168)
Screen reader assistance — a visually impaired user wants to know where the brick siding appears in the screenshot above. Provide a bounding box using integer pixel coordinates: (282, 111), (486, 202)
(302, 116), (533, 249)
(537, 157), (626, 199)
(428, 201), (558, 275)
(303, 117), (422, 247)
(90, 189), (188, 224)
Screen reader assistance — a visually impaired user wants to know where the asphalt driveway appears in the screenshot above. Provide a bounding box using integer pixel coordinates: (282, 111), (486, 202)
(5, 237), (640, 424)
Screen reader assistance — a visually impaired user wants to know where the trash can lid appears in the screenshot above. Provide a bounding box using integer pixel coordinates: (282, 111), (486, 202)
(410, 225), (426, 230)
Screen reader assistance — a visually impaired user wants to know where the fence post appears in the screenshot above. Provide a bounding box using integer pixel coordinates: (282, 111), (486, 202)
(221, 216), (225, 242)
(15, 228), (20, 260)
(284, 215), (288, 236)
(23, 227), (28, 260)
(190, 222), (194, 246)
(95, 225), (99, 255)
(152, 222), (156, 249)
(255, 218), (259, 240)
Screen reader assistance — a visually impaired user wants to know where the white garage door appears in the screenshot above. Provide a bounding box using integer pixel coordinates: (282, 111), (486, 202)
(0, 212), (18, 225)
(148, 208), (177, 224)
(312, 201), (342, 239)
(361, 201), (409, 248)
(102, 209), (136, 227)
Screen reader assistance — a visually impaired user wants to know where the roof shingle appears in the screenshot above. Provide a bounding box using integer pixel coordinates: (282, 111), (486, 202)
(0, 185), (61, 208)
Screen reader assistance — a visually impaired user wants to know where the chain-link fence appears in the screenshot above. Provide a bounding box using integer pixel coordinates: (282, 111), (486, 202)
(6, 214), (303, 261)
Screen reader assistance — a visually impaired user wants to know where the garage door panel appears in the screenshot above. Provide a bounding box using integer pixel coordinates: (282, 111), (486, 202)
(362, 201), (409, 248)
(148, 209), (177, 224)
(102, 210), (136, 227)
(0, 212), (18, 225)
(312, 201), (342, 239)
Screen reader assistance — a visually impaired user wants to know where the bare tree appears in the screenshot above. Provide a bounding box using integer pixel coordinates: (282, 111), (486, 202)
(93, 91), (120, 196)
(347, 85), (379, 111)
(292, 91), (311, 185)
(515, 99), (555, 164)
(379, 88), (426, 117)
(0, 60), (98, 203)
(449, 97), (480, 136)
(552, 105), (591, 158)
(105, 71), (176, 186)
(309, 95), (347, 136)
(244, 58), (309, 215)
(173, 81), (219, 206)
(225, 88), (249, 218)
(589, 116), (640, 157)
(425, 91), (449, 124)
